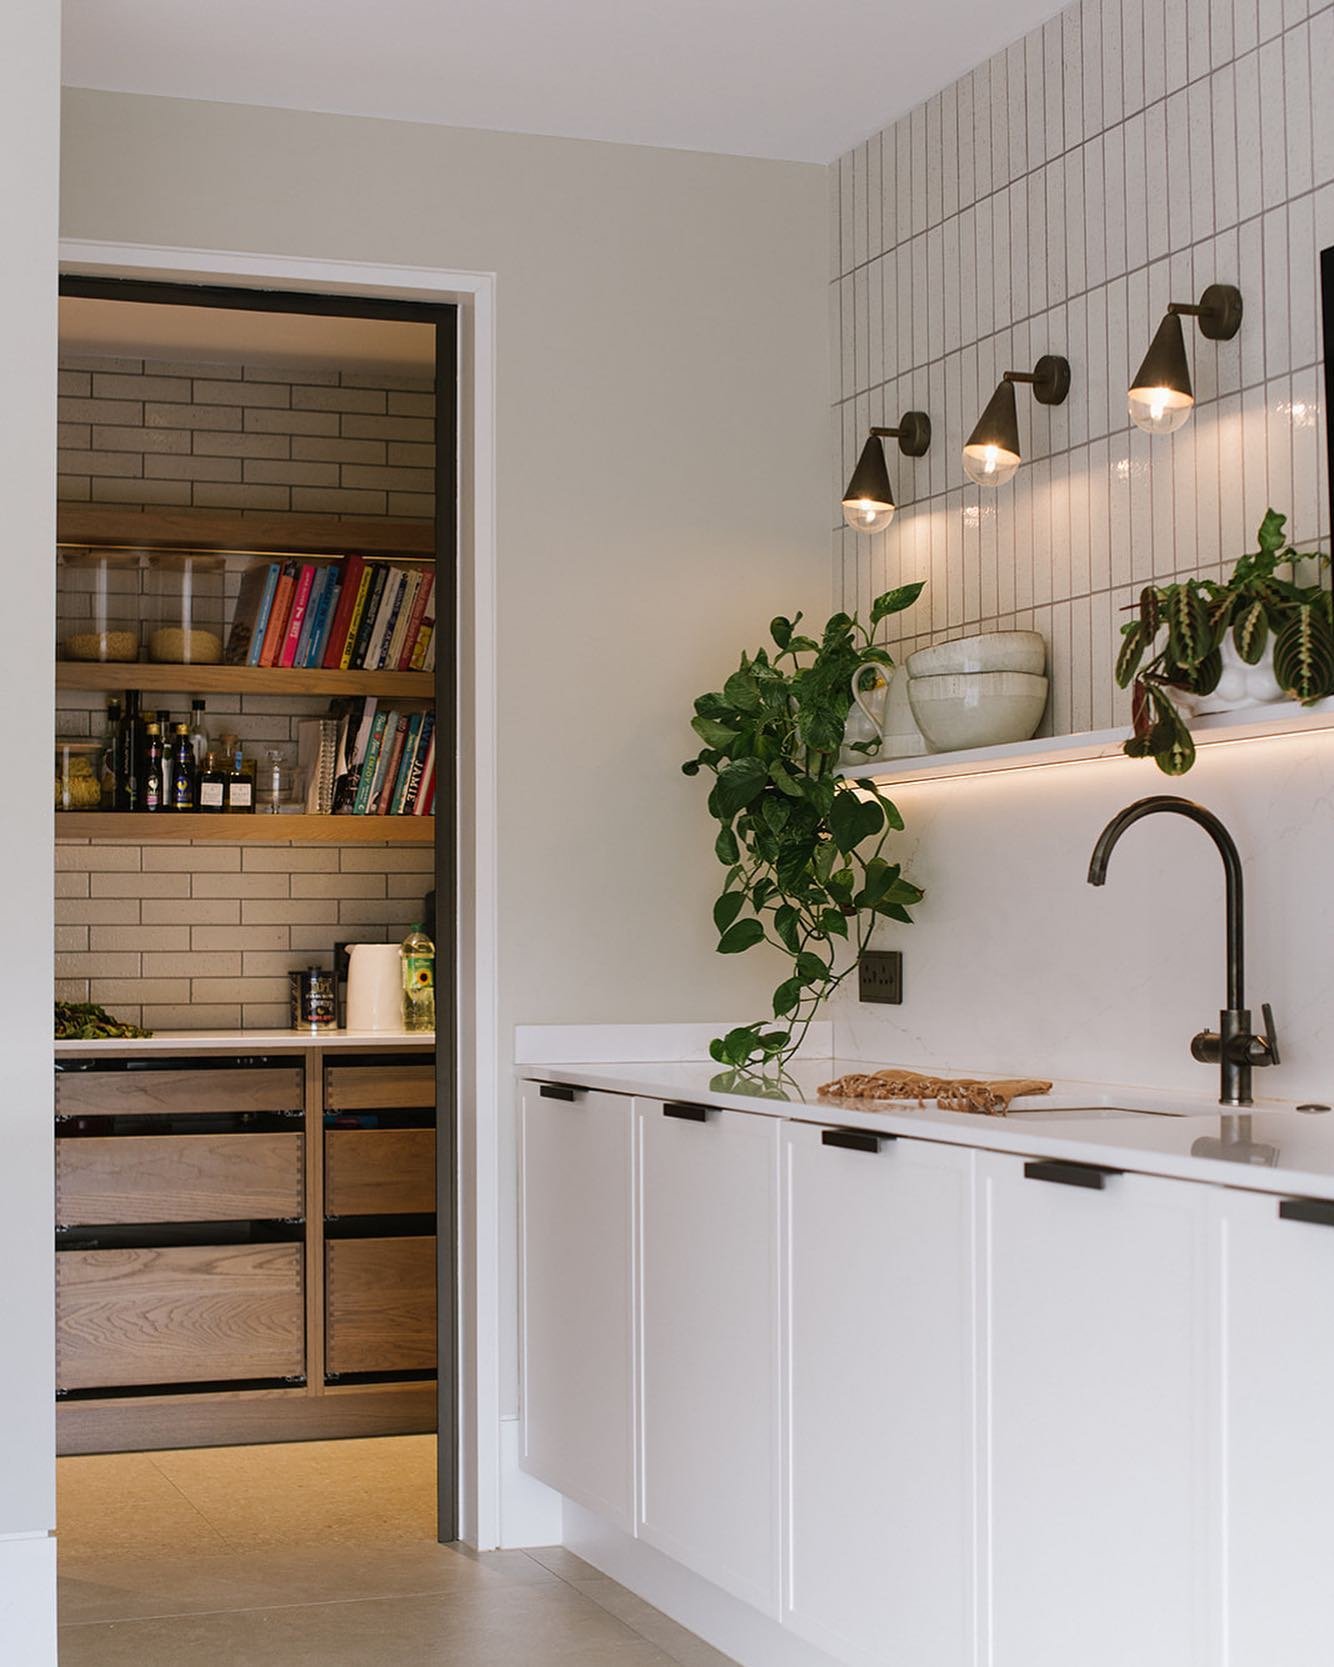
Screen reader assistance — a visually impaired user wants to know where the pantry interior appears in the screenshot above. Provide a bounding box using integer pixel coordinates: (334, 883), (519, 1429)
(52, 281), (455, 1551)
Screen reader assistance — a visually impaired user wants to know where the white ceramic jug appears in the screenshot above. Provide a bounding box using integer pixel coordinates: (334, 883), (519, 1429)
(345, 942), (405, 1032)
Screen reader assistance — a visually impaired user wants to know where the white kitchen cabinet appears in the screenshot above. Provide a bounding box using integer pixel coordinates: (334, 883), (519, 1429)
(782, 1122), (977, 1667)
(636, 1099), (782, 1615)
(1215, 1186), (1334, 1667)
(519, 1083), (634, 1528)
(980, 1152), (1210, 1667)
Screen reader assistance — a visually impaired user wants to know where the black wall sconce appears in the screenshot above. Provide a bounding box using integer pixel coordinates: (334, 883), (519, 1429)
(841, 411), (931, 534)
(962, 356), (1070, 488)
(1128, 283), (1243, 434)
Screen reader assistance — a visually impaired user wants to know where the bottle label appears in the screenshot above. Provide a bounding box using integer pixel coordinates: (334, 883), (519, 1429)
(199, 781), (225, 809)
(402, 952), (435, 1032)
(229, 782), (253, 809)
(172, 771), (195, 810)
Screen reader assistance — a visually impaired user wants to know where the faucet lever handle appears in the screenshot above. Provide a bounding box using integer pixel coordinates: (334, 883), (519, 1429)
(1259, 1001), (1281, 1066)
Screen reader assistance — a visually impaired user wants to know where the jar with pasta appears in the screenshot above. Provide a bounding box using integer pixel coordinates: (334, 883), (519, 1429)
(146, 551), (227, 666)
(57, 549), (145, 663)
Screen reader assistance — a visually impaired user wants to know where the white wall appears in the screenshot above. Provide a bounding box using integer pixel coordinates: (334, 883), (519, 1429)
(59, 91), (831, 1525)
(828, 0), (1334, 1100)
(1, 0), (59, 1657)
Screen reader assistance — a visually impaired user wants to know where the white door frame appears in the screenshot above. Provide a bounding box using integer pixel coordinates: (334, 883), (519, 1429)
(57, 238), (504, 1550)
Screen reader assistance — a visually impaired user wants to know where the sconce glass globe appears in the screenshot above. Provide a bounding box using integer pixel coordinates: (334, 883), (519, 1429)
(1127, 385), (1194, 435)
(842, 497), (896, 534)
(961, 441), (1021, 488)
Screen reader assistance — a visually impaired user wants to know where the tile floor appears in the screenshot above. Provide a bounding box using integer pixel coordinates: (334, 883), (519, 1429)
(57, 1436), (737, 1666)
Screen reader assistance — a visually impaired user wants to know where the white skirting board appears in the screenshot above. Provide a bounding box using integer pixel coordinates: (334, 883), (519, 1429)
(0, 1534), (57, 1666)
(561, 1502), (843, 1667)
(499, 1415), (563, 1548)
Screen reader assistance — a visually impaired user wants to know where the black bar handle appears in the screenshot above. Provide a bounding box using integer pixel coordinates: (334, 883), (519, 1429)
(538, 1083), (581, 1102)
(1023, 1159), (1120, 1190)
(1279, 1197), (1334, 1229)
(663, 1101), (713, 1122)
(821, 1127), (895, 1154)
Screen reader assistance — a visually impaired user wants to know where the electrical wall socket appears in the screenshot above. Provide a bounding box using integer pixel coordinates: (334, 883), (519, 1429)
(858, 949), (903, 1005)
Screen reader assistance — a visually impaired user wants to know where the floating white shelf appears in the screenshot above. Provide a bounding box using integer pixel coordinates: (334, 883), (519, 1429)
(838, 698), (1334, 787)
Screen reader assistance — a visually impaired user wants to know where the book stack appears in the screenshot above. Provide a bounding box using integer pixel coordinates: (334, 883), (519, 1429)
(331, 698), (436, 817)
(224, 557), (437, 674)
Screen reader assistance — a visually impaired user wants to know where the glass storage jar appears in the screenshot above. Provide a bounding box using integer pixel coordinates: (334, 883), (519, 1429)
(145, 552), (227, 665)
(57, 549), (147, 663)
(55, 739), (106, 812)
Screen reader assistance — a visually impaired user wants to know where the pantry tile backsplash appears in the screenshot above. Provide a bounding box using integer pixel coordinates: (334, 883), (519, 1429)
(832, 0), (1332, 736)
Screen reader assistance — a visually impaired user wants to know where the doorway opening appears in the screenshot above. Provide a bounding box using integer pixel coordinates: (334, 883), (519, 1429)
(52, 277), (459, 1575)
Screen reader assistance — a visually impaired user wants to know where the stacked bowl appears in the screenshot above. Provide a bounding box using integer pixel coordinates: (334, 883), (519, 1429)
(905, 631), (1048, 753)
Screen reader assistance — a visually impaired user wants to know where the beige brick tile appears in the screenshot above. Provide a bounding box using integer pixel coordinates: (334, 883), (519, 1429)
(341, 414), (433, 443)
(339, 899), (420, 925)
(290, 487), (387, 516)
(291, 435), (385, 465)
(58, 422), (92, 448)
(340, 371), (433, 393)
(191, 976), (290, 1003)
(144, 897), (238, 925)
(144, 455), (243, 483)
(56, 925), (89, 953)
(291, 872), (385, 899)
(90, 978), (185, 1005)
(57, 477), (91, 501)
(58, 370), (91, 397)
(387, 391), (434, 418)
(192, 924), (289, 951)
(59, 448), (142, 478)
(388, 494), (435, 518)
(287, 925), (350, 951)
(57, 951), (142, 979)
(55, 978), (91, 1002)
(247, 362), (337, 385)
(90, 926), (191, 953)
(192, 482), (291, 511)
(57, 844), (141, 872)
(242, 899), (336, 925)
(61, 354), (143, 374)
(388, 873), (435, 898)
(243, 846), (339, 872)
(92, 425), (192, 455)
(241, 1003), (292, 1028)
(194, 378), (291, 408)
(145, 402), (243, 432)
(243, 457), (338, 488)
(56, 899), (141, 925)
(339, 846), (435, 872)
(292, 385), (385, 414)
(143, 951), (243, 978)
(92, 372), (192, 402)
(242, 949), (322, 977)
(143, 358), (241, 380)
(60, 398), (143, 425)
(91, 873), (191, 898)
(143, 845), (242, 872)
(245, 408), (338, 437)
(141, 1003), (241, 1030)
(192, 872), (291, 899)
(341, 464), (434, 493)
(56, 873), (91, 898)
(91, 477), (192, 506)
(386, 443), (436, 468)
(192, 430), (291, 460)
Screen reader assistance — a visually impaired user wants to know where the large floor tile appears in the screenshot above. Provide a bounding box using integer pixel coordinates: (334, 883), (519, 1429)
(57, 1451), (229, 1559)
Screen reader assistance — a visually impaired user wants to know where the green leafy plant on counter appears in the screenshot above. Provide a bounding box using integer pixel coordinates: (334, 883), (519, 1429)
(55, 1001), (152, 1041)
(682, 585), (926, 1069)
(1116, 509), (1333, 775)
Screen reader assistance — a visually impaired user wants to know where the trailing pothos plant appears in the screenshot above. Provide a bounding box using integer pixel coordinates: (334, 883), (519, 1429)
(1117, 509), (1333, 775)
(682, 584), (925, 1070)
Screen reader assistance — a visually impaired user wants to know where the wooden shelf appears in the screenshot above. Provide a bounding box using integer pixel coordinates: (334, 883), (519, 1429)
(56, 662), (434, 699)
(838, 698), (1334, 787)
(57, 505), (434, 558)
(56, 813), (434, 844)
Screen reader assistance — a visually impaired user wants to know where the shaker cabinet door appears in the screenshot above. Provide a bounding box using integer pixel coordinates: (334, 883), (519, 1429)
(981, 1154), (1209, 1667)
(636, 1100), (781, 1615)
(783, 1123), (977, 1667)
(518, 1085), (635, 1529)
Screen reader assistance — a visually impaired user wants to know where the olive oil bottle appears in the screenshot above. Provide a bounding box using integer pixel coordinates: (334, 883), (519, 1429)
(198, 750), (227, 813)
(226, 742), (254, 814)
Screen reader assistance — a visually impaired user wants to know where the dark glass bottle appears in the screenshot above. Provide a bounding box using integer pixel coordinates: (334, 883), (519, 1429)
(114, 690), (142, 811)
(143, 723), (164, 812)
(170, 723), (196, 811)
(226, 743), (254, 814)
(100, 698), (120, 809)
(198, 750), (227, 813)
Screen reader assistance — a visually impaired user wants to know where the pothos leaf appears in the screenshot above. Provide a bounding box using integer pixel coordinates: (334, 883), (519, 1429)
(717, 918), (765, 955)
(870, 581), (926, 626)
(713, 757), (768, 817)
(828, 790), (885, 854)
(712, 892), (745, 933)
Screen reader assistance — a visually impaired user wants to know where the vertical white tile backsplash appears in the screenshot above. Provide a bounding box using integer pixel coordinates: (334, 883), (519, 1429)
(831, 0), (1330, 735)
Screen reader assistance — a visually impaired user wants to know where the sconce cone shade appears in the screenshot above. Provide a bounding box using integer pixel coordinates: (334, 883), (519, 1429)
(842, 434), (896, 533)
(962, 379), (1022, 488)
(1128, 310), (1194, 435)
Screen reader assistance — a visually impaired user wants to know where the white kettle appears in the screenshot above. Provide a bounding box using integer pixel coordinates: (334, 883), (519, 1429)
(345, 943), (404, 1032)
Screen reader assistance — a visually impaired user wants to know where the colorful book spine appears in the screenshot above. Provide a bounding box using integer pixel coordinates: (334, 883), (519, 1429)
(383, 571), (418, 670)
(278, 563), (318, 668)
(309, 570), (343, 667)
(298, 567), (334, 667)
(352, 710), (390, 815)
(422, 621), (437, 674)
(364, 568), (404, 672)
(337, 564), (376, 671)
(411, 731), (436, 815)
(348, 564), (388, 670)
(322, 555), (366, 669)
(397, 571), (432, 670)
(374, 713), (411, 815)
(246, 563), (283, 667)
(258, 561), (298, 667)
(409, 604), (435, 672)
(291, 565), (327, 669)
(389, 712), (425, 814)
(399, 713), (433, 813)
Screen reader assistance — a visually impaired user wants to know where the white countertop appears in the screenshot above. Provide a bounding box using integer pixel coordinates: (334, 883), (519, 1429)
(56, 1029), (435, 1056)
(517, 1055), (1334, 1202)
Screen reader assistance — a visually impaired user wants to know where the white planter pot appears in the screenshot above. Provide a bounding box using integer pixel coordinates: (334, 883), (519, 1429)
(1170, 637), (1283, 719)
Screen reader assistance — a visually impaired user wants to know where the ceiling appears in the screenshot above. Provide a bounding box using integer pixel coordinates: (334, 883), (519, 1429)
(63, 0), (1068, 165)
(60, 297), (436, 374)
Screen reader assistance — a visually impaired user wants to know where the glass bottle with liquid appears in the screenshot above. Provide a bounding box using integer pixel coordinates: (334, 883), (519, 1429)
(170, 722), (196, 810)
(100, 698), (120, 808)
(198, 750), (227, 813)
(114, 690), (142, 811)
(400, 924), (435, 1033)
(143, 723), (165, 812)
(188, 698), (209, 768)
(226, 742), (254, 814)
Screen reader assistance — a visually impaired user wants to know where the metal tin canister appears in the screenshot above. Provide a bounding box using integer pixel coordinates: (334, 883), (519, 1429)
(289, 967), (337, 1031)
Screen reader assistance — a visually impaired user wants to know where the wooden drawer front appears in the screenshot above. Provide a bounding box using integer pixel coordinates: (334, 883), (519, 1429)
(325, 1064), (435, 1112)
(326, 1237), (436, 1374)
(57, 1243), (304, 1391)
(326, 1128), (435, 1218)
(56, 1066), (304, 1119)
(57, 1133), (304, 1228)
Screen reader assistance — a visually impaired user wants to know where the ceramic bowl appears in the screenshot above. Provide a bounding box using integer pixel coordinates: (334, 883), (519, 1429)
(907, 671), (1049, 752)
(905, 630), (1046, 679)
